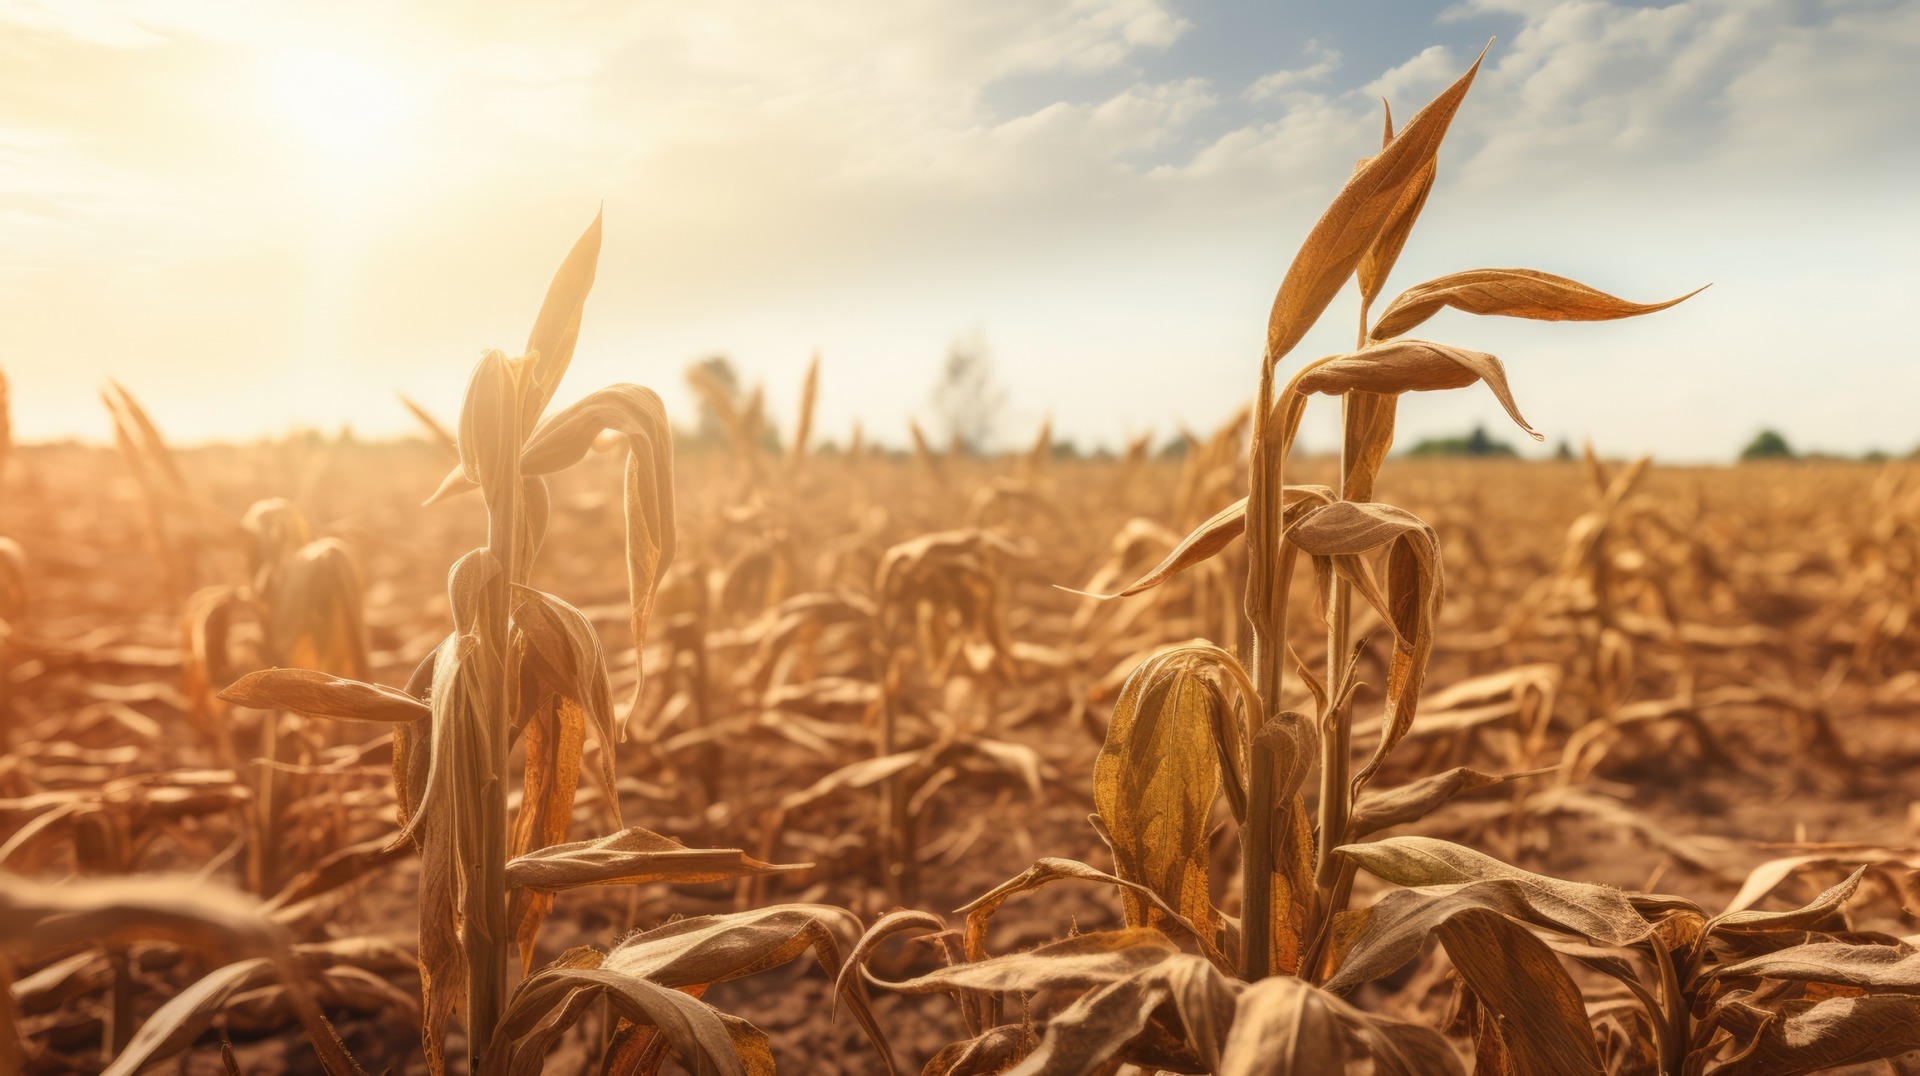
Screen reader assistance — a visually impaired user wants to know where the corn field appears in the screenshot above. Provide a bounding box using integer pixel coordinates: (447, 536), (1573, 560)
(6, 49), (1920, 1076)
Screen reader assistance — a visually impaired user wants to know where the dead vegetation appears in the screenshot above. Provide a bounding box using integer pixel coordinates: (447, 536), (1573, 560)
(2, 41), (1918, 1076)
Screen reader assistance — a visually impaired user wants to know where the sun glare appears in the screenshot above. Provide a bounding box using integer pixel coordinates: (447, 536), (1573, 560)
(268, 51), (414, 152)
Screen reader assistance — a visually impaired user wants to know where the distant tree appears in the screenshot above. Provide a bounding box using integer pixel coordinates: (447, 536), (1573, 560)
(687, 355), (743, 447)
(1552, 438), (1575, 461)
(1740, 429), (1794, 461)
(929, 331), (1007, 455)
(1405, 424), (1517, 458)
(1156, 435), (1191, 460)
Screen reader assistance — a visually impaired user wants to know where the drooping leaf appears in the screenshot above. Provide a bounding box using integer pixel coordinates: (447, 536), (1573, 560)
(505, 826), (798, 892)
(1218, 974), (1462, 1076)
(219, 668), (429, 724)
(1008, 951), (1237, 1076)
(1435, 908), (1605, 1075)
(1704, 991), (1920, 1076)
(1295, 340), (1541, 441)
(1347, 767), (1539, 842)
(1286, 501), (1445, 791)
(1093, 647), (1253, 953)
(1324, 877), (1646, 993)
(957, 858), (1229, 971)
(1334, 837), (1651, 947)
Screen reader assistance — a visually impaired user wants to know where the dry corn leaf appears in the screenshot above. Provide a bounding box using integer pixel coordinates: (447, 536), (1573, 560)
(884, 928), (1178, 997)
(925, 1026), (1033, 1076)
(1296, 340), (1541, 441)
(519, 210), (602, 435)
(1702, 991), (1920, 1076)
(1711, 942), (1920, 992)
(1335, 837), (1650, 945)
(1007, 951), (1235, 1076)
(1369, 268), (1705, 342)
(1354, 100), (1437, 317)
(1263, 44), (1485, 366)
(1067, 485), (1335, 600)
(505, 825), (797, 891)
(1093, 647), (1251, 952)
(1286, 501), (1443, 791)
(1218, 973), (1462, 1076)
(0, 874), (359, 1075)
(220, 668), (430, 723)
(1323, 877), (1643, 993)
(957, 859), (1227, 970)
(495, 904), (880, 1076)
(1434, 907), (1605, 1075)
(270, 538), (370, 680)
(1346, 766), (1539, 842)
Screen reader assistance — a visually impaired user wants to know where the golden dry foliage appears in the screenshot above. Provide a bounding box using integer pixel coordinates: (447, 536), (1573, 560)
(11, 37), (1920, 1076)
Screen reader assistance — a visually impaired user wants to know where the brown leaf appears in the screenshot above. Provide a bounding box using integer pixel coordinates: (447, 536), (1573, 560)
(1334, 837), (1651, 947)
(1323, 877), (1644, 993)
(1295, 340), (1541, 441)
(505, 826), (798, 892)
(957, 858), (1229, 971)
(1369, 268), (1706, 342)
(219, 668), (429, 724)
(1285, 501), (1445, 790)
(1218, 974), (1462, 1076)
(1093, 647), (1252, 954)
(1712, 941), (1920, 992)
(1434, 908), (1605, 1075)
(1347, 767), (1540, 842)
(1263, 44), (1486, 367)
(883, 928), (1179, 997)
(1709, 866), (1868, 938)
(1012, 951), (1237, 1076)
(1705, 991), (1920, 1076)
(519, 210), (602, 433)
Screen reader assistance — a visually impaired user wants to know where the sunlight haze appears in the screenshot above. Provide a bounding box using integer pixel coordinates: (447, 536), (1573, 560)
(1, 0), (1914, 459)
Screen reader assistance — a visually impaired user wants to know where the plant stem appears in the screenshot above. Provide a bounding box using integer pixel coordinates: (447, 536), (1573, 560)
(1240, 360), (1282, 981)
(467, 402), (522, 1067)
(1316, 303), (1369, 893)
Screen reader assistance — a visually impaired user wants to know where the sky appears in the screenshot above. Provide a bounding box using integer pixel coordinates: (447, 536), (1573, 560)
(1, 0), (1915, 460)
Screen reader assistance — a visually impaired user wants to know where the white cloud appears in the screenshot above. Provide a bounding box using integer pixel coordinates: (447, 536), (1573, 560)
(0, 0), (1912, 459)
(1243, 40), (1342, 102)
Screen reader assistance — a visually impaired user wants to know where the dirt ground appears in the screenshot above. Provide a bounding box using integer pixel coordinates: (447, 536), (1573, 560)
(7, 441), (1919, 1072)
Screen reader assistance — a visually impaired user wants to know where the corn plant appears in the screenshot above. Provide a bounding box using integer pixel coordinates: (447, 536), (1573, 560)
(221, 213), (886, 1073)
(834, 44), (1920, 1074)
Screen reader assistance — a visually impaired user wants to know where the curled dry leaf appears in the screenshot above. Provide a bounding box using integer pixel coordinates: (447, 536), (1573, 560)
(1094, 646), (1257, 959)
(1324, 877), (1644, 993)
(1006, 950), (1236, 1076)
(504, 825), (799, 891)
(518, 209), (602, 434)
(1218, 974), (1461, 1076)
(1295, 340), (1541, 441)
(493, 904), (882, 1076)
(1345, 766), (1540, 842)
(1065, 485), (1335, 600)
(0, 873), (360, 1075)
(957, 858), (1230, 971)
(1369, 267), (1706, 343)
(1703, 991), (1920, 1076)
(1285, 500), (1443, 792)
(219, 668), (430, 724)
